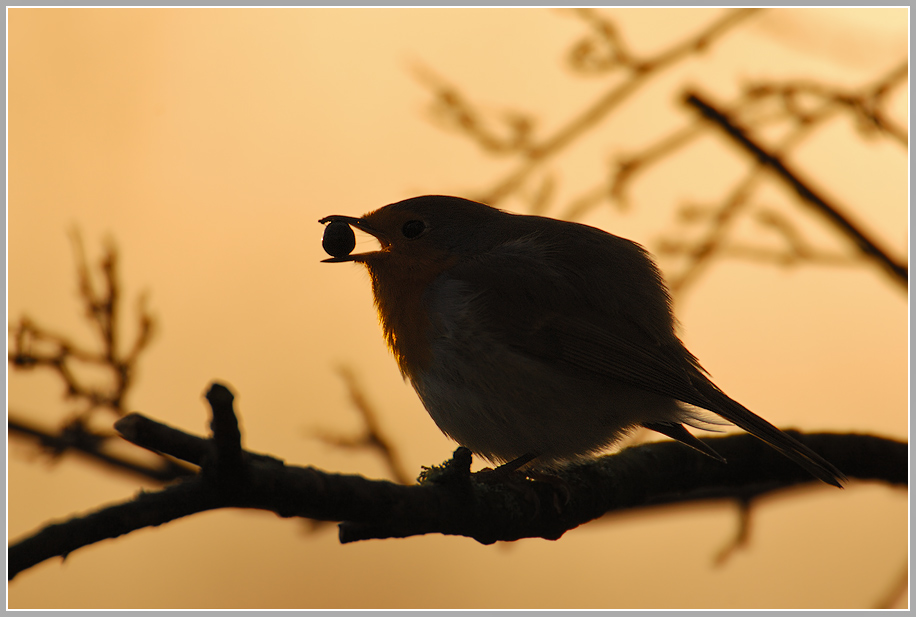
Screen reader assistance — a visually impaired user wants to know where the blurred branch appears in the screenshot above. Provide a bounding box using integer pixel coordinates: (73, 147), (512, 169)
(685, 90), (907, 288)
(9, 232), (154, 416)
(713, 499), (753, 566)
(565, 61), (907, 243)
(651, 65), (906, 293)
(412, 64), (537, 155)
(8, 232), (166, 481)
(743, 61), (908, 147)
(664, 171), (764, 294)
(312, 366), (412, 485)
(8, 382), (907, 580)
(414, 8), (762, 208)
(8, 414), (194, 483)
(417, 9), (906, 295)
(874, 563), (910, 609)
(483, 8), (762, 205)
(564, 124), (703, 218)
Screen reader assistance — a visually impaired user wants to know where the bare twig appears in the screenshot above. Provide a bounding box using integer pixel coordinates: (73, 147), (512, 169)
(8, 415), (194, 482)
(415, 10), (905, 298)
(9, 233), (155, 417)
(413, 8), (762, 209)
(874, 563), (910, 609)
(664, 172), (764, 294)
(413, 64), (537, 156)
(657, 67), (906, 294)
(685, 90), (907, 288)
(744, 61), (908, 147)
(714, 499), (753, 565)
(9, 233), (159, 478)
(563, 124), (704, 220)
(313, 366), (412, 485)
(563, 63), (907, 276)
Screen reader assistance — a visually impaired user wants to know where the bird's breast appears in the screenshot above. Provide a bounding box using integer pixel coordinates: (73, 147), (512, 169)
(365, 255), (459, 380)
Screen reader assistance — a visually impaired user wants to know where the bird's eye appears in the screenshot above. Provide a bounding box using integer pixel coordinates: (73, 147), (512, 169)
(402, 220), (426, 239)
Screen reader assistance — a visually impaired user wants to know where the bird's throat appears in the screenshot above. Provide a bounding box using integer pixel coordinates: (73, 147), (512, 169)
(365, 257), (453, 379)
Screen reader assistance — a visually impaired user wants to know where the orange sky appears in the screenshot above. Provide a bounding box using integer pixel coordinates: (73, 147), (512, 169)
(8, 7), (908, 609)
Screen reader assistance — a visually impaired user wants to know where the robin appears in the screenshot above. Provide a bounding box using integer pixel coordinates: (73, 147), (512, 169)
(320, 195), (844, 487)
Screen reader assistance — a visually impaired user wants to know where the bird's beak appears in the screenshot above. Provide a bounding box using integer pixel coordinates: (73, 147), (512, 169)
(318, 215), (387, 263)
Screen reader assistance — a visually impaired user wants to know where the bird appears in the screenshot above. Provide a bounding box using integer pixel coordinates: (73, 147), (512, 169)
(319, 195), (845, 487)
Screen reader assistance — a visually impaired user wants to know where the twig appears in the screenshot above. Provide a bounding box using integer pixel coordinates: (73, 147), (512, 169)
(714, 499), (753, 565)
(206, 383), (245, 480)
(665, 172), (764, 294)
(563, 124), (704, 220)
(412, 64), (536, 156)
(8, 233), (155, 417)
(562, 61), (907, 284)
(414, 8), (761, 207)
(685, 90), (907, 288)
(312, 366), (412, 485)
(661, 65), (907, 294)
(744, 61), (908, 147)
(8, 415), (194, 483)
(9, 234), (162, 483)
(874, 562), (910, 609)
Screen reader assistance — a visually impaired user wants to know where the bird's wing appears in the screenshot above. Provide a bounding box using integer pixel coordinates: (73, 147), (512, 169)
(442, 240), (845, 487)
(442, 238), (713, 410)
(550, 313), (846, 486)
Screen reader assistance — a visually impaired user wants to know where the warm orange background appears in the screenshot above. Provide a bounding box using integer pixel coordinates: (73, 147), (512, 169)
(8, 8), (908, 609)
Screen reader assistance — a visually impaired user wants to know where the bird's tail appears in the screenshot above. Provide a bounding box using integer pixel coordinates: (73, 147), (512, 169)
(694, 378), (847, 488)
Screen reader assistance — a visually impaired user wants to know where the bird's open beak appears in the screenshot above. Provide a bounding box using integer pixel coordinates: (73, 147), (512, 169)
(318, 215), (387, 263)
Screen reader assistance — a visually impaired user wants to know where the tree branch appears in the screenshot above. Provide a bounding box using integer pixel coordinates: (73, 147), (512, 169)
(9, 234), (155, 438)
(311, 366), (412, 485)
(414, 8), (762, 206)
(9, 382), (906, 581)
(684, 90), (908, 288)
(8, 414), (195, 483)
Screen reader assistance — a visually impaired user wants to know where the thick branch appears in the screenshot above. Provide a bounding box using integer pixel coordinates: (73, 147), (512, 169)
(10, 401), (906, 580)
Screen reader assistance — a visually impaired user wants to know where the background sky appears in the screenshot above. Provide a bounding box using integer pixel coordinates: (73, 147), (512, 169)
(8, 7), (908, 609)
